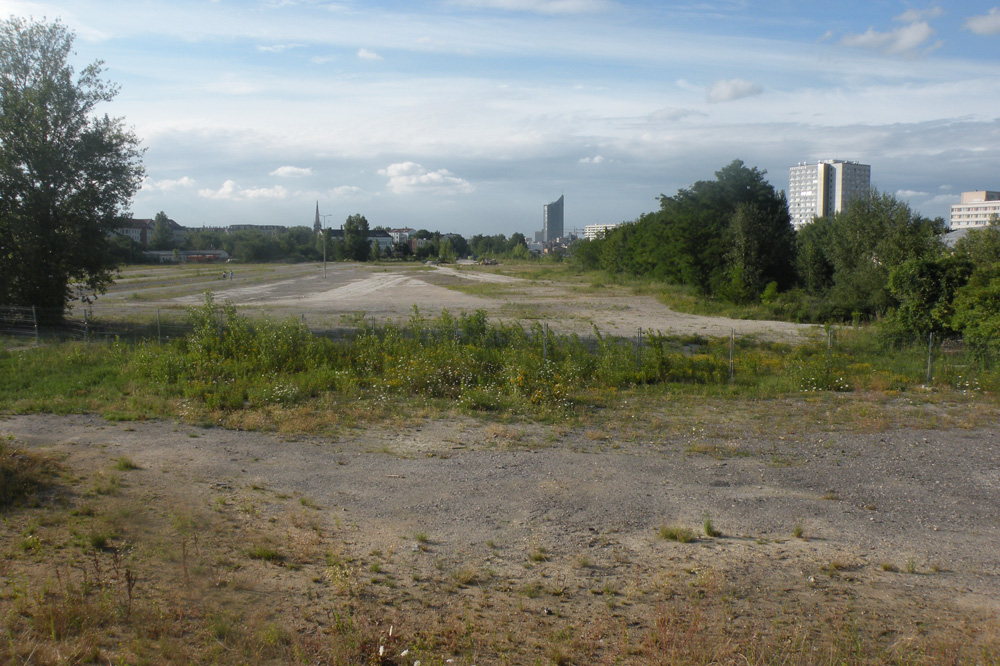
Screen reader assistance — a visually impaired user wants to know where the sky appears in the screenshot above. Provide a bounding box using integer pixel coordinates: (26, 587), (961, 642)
(3, 0), (1000, 237)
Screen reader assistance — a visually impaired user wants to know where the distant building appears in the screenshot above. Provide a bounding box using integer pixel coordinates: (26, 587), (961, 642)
(114, 219), (153, 247)
(949, 191), (1000, 229)
(228, 224), (287, 237)
(584, 223), (618, 240)
(788, 160), (870, 228)
(389, 228), (415, 243)
(543, 195), (564, 242)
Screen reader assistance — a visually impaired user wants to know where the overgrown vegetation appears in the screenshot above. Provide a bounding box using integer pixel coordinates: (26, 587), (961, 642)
(2, 294), (998, 427)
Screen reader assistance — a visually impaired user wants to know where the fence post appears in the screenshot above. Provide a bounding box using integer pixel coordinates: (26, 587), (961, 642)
(543, 323), (548, 361)
(157, 309), (162, 344)
(83, 309), (89, 343)
(729, 328), (735, 381)
(32, 305), (39, 347)
(926, 332), (934, 385)
(635, 327), (642, 372)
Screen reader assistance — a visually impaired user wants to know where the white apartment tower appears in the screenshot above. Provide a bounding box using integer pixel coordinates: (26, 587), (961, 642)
(788, 160), (871, 228)
(949, 191), (1000, 229)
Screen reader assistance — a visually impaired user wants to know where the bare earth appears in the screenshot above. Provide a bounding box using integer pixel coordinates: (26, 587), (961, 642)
(100, 262), (815, 342)
(3, 409), (999, 661)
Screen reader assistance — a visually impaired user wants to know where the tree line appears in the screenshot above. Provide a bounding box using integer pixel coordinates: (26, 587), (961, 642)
(573, 160), (1000, 352)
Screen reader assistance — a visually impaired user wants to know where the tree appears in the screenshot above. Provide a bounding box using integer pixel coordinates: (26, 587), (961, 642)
(724, 200), (796, 303)
(0, 17), (144, 314)
(150, 211), (174, 250)
(825, 190), (942, 318)
(343, 214), (370, 261)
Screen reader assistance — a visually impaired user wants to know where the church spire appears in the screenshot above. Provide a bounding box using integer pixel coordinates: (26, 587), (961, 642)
(313, 201), (321, 234)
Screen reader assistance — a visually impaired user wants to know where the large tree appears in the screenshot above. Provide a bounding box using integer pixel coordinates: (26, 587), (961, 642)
(0, 17), (144, 315)
(343, 213), (370, 261)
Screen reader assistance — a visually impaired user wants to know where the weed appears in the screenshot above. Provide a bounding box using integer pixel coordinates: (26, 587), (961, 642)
(113, 455), (140, 471)
(881, 562), (899, 572)
(1, 439), (58, 509)
(659, 524), (697, 543)
(703, 514), (722, 538)
(245, 545), (284, 563)
(529, 547), (549, 562)
(906, 557), (918, 574)
(792, 523), (804, 539)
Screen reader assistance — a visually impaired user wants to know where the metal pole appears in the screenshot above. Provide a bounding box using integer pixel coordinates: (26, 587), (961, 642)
(32, 305), (39, 347)
(84, 309), (89, 343)
(543, 323), (548, 361)
(157, 309), (162, 344)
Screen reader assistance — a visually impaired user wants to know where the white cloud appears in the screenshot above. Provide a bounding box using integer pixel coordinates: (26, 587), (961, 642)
(378, 162), (473, 194)
(579, 155), (605, 164)
(141, 176), (196, 192)
(270, 166), (313, 177)
(329, 185), (364, 197)
(896, 189), (928, 197)
(896, 7), (943, 23)
(357, 48), (383, 61)
(840, 21), (936, 55)
(448, 0), (612, 14)
(257, 44), (300, 53)
(706, 78), (762, 103)
(647, 107), (701, 123)
(198, 180), (289, 201)
(964, 8), (1000, 35)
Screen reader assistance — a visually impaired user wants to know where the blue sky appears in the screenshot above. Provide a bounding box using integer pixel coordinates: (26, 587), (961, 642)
(4, 0), (1000, 236)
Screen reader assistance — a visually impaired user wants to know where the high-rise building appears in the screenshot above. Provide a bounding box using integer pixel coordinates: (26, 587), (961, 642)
(949, 191), (1000, 229)
(543, 195), (564, 242)
(788, 160), (870, 228)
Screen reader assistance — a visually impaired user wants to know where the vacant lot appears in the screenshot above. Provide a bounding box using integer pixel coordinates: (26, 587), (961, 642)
(3, 262), (999, 664)
(96, 261), (814, 341)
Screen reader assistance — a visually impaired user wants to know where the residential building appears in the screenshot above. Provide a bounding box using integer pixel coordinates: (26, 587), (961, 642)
(584, 223), (619, 240)
(949, 191), (1000, 229)
(788, 160), (870, 228)
(114, 219), (153, 246)
(389, 228), (415, 243)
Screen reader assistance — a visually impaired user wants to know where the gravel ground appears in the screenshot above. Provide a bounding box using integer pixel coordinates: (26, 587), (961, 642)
(4, 411), (999, 648)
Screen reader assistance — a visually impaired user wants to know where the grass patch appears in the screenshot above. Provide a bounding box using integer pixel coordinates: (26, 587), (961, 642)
(114, 455), (141, 471)
(659, 524), (697, 543)
(0, 438), (58, 509)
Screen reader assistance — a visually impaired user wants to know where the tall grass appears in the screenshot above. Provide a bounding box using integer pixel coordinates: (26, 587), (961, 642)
(1, 296), (996, 423)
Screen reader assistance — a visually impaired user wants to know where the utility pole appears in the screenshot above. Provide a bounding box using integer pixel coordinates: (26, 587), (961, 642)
(319, 213), (335, 278)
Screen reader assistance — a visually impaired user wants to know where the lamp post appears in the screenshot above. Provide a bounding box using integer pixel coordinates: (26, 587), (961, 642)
(319, 213), (335, 278)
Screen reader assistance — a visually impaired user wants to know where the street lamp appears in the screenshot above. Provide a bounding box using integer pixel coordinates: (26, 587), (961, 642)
(319, 213), (335, 278)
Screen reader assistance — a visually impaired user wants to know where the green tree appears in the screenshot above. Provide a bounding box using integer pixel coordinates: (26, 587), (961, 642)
(795, 216), (835, 295)
(724, 201), (796, 303)
(343, 214), (370, 261)
(150, 211), (174, 250)
(0, 17), (144, 314)
(826, 190), (942, 319)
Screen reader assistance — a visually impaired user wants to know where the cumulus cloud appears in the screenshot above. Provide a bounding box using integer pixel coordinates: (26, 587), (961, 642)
(270, 166), (313, 177)
(198, 180), (289, 201)
(896, 189), (928, 198)
(141, 176), (196, 192)
(896, 7), (943, 23)
(449, 0), (612, 14)
(706, 78), (762, 103)
(357, 48), (383, 60)
(329, 185), (364, 197)
(964, 8), (1000, 35)
(579, 155), (605, 164)
(840, 21), (937, 55)
(378, 162), (473, 194)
